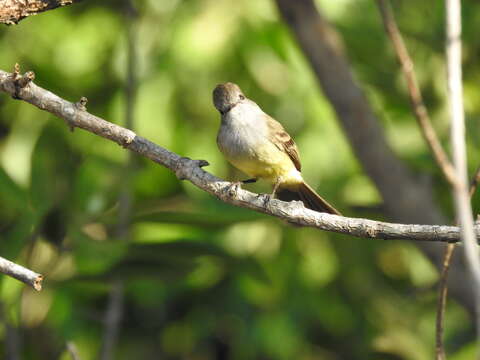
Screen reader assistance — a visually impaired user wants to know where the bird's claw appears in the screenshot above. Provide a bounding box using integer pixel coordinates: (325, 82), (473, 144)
(256, 193), (273, 208)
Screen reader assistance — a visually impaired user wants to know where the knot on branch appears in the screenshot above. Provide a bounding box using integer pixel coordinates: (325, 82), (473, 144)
(174, 157), (209, 181)
(64, 96), (89, 132)
(222, 181), (242, 200)
(64, 96), (88, 132)
(120, 132), (135, 148)
(10, 64), (35, 99)
(365, 224), (378, 238)
(75, 96), (88, 111)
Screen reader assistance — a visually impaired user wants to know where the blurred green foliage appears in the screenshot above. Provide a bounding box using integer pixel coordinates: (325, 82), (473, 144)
(0, 0), (478, 358)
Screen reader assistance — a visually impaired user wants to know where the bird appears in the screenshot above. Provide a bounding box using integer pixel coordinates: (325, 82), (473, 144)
(212, 82), (341, 215)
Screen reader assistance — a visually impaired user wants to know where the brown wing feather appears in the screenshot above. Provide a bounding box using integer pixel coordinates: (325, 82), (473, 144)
(265, 115), (302, 171)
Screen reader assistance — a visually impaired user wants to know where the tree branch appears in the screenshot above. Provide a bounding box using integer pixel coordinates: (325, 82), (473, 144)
(1, 67), (479, 244)
(435, 167), (480, 358)
(375, 0), (459, 187)
(445, 0), (480, 346)
(0, 0), (84, 25)
(0, 255), (43, 291)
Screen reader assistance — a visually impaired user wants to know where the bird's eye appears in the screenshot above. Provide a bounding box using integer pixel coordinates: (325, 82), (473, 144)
(239, 94), (245, 100)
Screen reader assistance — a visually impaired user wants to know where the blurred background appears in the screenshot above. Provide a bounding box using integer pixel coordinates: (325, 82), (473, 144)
(0, 0), (479, 359)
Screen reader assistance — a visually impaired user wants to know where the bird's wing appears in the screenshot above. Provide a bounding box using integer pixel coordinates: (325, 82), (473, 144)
(265, 114), (302, 171)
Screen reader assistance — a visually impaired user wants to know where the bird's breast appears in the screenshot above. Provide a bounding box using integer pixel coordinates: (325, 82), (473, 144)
(216, 110), (300, 184)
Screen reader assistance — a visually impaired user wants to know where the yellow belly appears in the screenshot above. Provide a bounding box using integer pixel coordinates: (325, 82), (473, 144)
(224, 142), (303, 188)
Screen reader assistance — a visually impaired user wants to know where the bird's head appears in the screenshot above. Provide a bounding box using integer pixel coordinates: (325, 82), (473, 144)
(212, 82), (246, 115)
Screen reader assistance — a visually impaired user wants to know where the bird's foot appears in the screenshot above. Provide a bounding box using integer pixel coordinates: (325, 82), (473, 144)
(271, 177), (283, 198)
(256, 193), (274, 208)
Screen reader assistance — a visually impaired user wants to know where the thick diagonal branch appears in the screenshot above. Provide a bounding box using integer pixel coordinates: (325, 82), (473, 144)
(0, 68), (479, 243)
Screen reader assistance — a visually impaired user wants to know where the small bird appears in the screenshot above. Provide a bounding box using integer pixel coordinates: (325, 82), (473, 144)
(213, 82), (341, 215)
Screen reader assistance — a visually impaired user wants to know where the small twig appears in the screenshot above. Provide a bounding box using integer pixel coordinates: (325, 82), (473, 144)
(0, 256), (43, 291)
(436, 243), (455, 360)
(376, 0), (459, 187)
(435, 166), (480, 359)
(470, 166), (480, 197)
(445, 0), (480, 351)
(10, 63), (35, 100)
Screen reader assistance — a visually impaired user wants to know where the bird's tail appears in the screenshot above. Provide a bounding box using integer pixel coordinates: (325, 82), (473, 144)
(277, 182), (341, 215)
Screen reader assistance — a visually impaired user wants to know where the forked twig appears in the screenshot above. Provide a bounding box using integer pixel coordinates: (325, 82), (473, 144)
(376, 0), (459, 187)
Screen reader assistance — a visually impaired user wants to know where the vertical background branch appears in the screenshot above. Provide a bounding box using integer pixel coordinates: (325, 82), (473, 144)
(445, 0), (480, 348)
(436, 243), (455, 360)
(98, 2), (137, 359)
(99, 281), (125, 360)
